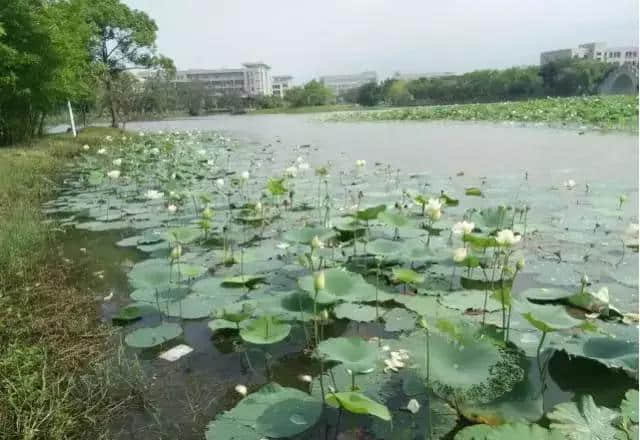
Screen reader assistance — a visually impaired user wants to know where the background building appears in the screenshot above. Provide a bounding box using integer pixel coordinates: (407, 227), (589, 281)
(319, 71), (377, 95)
(272, 75), (293, 98)
(392, 71), (456, 81)
(174, 62), (273, 96)
(541, 42), (638, 66)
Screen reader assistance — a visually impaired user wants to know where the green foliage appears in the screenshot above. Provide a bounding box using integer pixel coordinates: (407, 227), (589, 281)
(356, 81), (383, 106)
(284, 80), (333, 107)
(326, 391), (392, 421)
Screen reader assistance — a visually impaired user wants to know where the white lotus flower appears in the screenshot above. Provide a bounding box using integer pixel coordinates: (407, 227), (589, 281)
(105, 135), (113, 142)
(285, 166), (297, 178)
(112, 158), (122, 167)
(276, 242), (290, 250)
(150, 147), (160, 155)
(215, 178), (225, 189)
(298, 374), (313, 383)
(383, 357), (404, 372)
(314, 271), (325, 291)
(425, 198), (442, 220)
(103, 291), (114, 301)
(452, 221), (474, 235)
(564, 179), (576, 189)
(240, 171), (250, 181)
(496, 229), (521, 246)
(82, 144), (90, 151)
(97, 148), (106, 155)
(356, 159), (366, 168)
(407, 399), (421, 414)
(298, 162), (310, 171)
(625, 223), (639, 237)
(453, 247), (468, 263)
(197, 149), (206, 155)
(167, 204), (177, 213)
(296, 156), (305, 164)
(107, 170), (120, 179)
(144, 189), (164, 200)
(234, 384), (247, 396)
(138, 131), (145, 136)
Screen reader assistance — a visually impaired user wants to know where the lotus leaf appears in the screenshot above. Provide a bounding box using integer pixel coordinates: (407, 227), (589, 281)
(239, 316), (291, 345)
(454, 423), (566, 440)
(547, 395), (622, 440)
(383, 307), (417, 332)
(205, 383), (322, 439)
(521, 303), (584, 333)
(378, 210), (409, 228)
(326, 391), (391, 421)
(393, 267), (425, 284)
(125, 322), (182, 348)
(355, 204), (387, 221)
(368, 238), (404, 257)
(298, 267), (376, 303)
(333, 303), (379, 322)
(317, 337), (379, 373)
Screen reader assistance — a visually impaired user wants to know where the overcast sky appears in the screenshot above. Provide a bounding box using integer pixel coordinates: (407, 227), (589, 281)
(124, 0), (638, 83)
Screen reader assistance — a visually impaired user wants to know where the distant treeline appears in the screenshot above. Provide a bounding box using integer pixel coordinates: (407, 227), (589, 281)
(343, 59), (619, 107)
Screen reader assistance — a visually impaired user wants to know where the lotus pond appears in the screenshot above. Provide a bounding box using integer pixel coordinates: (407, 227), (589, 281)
(45, 127), (638, 439)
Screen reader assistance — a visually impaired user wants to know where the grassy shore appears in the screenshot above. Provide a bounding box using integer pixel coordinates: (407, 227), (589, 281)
(320, 95), (639, 129)
(249, 103), (367, 114)
(0, 128), (145, 440)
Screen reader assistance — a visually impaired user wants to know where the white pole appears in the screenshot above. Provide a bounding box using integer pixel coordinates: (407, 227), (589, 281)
(67, 100), (77, 137)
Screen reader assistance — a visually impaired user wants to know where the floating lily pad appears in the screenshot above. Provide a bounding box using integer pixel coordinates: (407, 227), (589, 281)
(547, 395), (622, 440)
(368, 238), (404, 257)
(205, 383), (322, 439)
(378, 210), (409, 228)
(222, 274), (266, 287)
(240, 316), (291, 345)
(125, 322), (182, 348)
(112, 303), (157, 323)
(383, 308), (417, 332)
(334, 303), (379, 322)
(283, 226), (333, 245)
(298, 267), (376, 304)
(128, 259), (174, 289)
(208, 319), (239, 333)
(317, 337), (379, 374)
(454, 423), (565, 440)
(355, 204), (387, 222)
(440, 290), (503, 313)
(392, 267), (425, 285)
(521, 303), (584, 333)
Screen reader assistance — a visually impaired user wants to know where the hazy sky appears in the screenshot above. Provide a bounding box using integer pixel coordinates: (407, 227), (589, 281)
(124, 0), (638, 83)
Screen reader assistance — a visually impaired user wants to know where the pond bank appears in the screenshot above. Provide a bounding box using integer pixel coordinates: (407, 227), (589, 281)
(0, 128), (143, 440)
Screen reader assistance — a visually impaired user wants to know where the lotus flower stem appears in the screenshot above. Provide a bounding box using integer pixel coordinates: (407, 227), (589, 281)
(313, 285), (326, 404)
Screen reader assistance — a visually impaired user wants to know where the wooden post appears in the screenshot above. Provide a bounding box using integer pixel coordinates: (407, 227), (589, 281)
(67, 100), (77, 137)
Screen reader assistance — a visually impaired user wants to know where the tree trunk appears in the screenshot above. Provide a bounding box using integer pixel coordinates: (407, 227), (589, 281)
(105, 76), (118, 128)
(37, 112), (46, 137)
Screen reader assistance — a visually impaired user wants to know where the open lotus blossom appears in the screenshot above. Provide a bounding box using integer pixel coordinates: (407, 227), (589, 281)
(144, 189), (164, 200)
(150, 147), (160, 155)
(107, 170), (121, 179)
(298, 374), (313, 383)
(105, 135), (113, 142)
(496, 229), (521, 246)
(138, 131), (145, 136)
(284, 166), (297, 178)
(97, 148), (107, 155)
(112, 158), (122, 166)
(215, 178), (225, 189)
(425, 198), (442, 220)
(355, 159), (366, 168)
(167, 204), (177, 213)
(240, 171), (250, 181)
(453, 247), (468, 263)
(296, 156), (305, 164)
(298, 162), (310, 171)
(563, 179), (576, 189)
(452, 221), (475, 235)
(234, 384), (247, 396)
(82, 144), (90, 151)
(384, 357), (405, 373)
(407, 399), (421, 414)
(276, 242), (290, 250)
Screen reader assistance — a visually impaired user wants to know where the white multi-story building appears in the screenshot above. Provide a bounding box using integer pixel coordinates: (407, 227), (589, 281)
(541, 42), (638, 66)
(272, 75), (293, 98)
(174, 62), (273, 96)
(319, 71), (377, 95)
(392, 71), (456, 81)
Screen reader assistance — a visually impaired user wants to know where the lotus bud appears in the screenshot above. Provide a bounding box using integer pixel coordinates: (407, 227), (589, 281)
(202, 207), (213, 220)
(581, 273), (589, 286)
(311, 235), (324, 250)
(82, 144), (90, 151)
(407, 399), (421, 414)
(215, 178), (225, 189)
(298, 374), (312, 383)
(516, 257), (525, 271)
(320, 309), (329, 321)
(112, 158), (122, 167)
(255, 201), (262, 212)
(167, 204), (177, 213)
(234, 384), (247, 396)
(240, 171), (250, 181)
(170, 244), (182, 261)
(313, 271), (325, 291)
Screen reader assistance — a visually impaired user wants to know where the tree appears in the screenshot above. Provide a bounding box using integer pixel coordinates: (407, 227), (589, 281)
(284, 80), (333, 107)
(387, 80), (412, 106)
(356, 82), (382, 106)
(85, 0), (174, 127)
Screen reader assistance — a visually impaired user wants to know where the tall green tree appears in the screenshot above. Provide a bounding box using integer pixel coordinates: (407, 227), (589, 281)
(85, 0), (173, 127)
(356, 82), (382, 106)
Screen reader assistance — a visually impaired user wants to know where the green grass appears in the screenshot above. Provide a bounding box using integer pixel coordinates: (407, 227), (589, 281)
(0, 127), (147, 440)
(322, 95), (639, 130)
